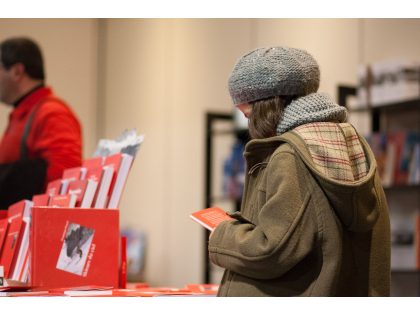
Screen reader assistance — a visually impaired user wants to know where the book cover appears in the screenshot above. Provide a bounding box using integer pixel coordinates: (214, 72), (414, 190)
(0, 200), (32, 278)
(45, 179), (62, 196)
(49, 194), (77, 208)
(0, 201), (31, 279)
(67, 179), (98, 208)
(93, 165), (114, 209)
(59, 178), (74, 195)
(82, 157), (104, 170)
(105, 153), (134, 209)
(0, 219), (9, 254)
(9, 200), (32, 282)
(85, 165), (102, 183)
(190, 207), (233, 231)
(30, 207), (119, 290)
(62, 167), (87, 181)
(32, 194), (50, 207)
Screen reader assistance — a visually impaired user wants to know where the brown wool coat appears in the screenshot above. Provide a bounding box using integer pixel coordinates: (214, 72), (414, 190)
(208, 130), (390, 296)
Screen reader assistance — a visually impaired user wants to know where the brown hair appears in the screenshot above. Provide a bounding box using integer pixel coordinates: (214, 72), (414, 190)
(0, 37), (45, 80)
(248, 96), (295, 139)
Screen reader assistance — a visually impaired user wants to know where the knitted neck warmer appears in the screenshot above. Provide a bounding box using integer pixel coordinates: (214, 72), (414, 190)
(276, 92), (348, 135)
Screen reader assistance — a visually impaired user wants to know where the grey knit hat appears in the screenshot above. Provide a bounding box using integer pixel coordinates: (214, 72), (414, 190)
(228, 46), (320, 105)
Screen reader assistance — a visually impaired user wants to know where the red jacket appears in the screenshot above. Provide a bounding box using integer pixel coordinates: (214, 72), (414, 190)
(0, 86), (82, 184)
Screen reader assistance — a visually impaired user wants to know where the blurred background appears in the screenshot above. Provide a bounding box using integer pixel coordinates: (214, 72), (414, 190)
(1, 19), (419, 296)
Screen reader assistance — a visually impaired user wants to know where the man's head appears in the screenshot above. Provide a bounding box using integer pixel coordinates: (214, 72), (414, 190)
(0, 37), (45, 105)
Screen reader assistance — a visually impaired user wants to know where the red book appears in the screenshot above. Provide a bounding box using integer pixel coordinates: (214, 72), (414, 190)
(105, 153), (134, 209)
(85, 165), (103, 182)
(10, 201), (33, 281)
(119, 235), (127, 289)
(3, 221), (26, 278)
(7, 200), (30, 220)
(185, 284), (218, 295)
(84, 165), (110, 208)
(0, 200), (32, 278)
(46, 179), (62, 196)
(62, 167), (87, 181)
(0, 218), (9, 253)
(60, 178), (75, 195)
(67, 179), (98, 208)
(30, 207), (119, 289)
(49, 194), (77, 208)
(93, 165), (114, 209)
(190, 207), (233, 231)
(32, 194), (50, 207)
(82, 157), (104, 170)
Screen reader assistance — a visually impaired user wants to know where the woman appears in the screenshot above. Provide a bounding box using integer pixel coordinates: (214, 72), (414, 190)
(208, 46), (390, 296)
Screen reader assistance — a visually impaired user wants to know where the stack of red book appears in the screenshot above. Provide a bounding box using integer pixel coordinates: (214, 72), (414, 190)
(39, 152), (133, 209)
(0, 152), (135, 290)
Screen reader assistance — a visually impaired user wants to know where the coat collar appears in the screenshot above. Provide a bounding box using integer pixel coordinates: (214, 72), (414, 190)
(243, 135), (286, 168)
(10, 86), (53, 121)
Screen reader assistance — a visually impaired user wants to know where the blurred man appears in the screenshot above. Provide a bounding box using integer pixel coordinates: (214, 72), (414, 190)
(0, 37), (82, 208)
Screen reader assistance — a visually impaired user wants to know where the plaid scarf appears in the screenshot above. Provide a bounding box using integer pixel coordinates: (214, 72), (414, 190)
(293, 122), (368, 182)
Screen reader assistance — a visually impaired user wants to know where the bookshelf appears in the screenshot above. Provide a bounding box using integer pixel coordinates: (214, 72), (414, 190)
(339, 85), (420, 296)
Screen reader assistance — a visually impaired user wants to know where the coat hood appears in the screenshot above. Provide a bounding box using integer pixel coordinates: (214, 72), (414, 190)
(279, 130), (381, 232)
(244, 126), (382, 233)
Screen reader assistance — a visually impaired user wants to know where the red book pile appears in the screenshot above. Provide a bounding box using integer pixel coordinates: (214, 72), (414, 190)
(0, 152), (135, 288)
(42, 153), (134, 209)
(0, 200), (33, 282)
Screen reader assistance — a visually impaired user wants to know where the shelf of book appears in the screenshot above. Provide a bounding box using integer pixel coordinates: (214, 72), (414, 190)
(340, 85), (420, 297)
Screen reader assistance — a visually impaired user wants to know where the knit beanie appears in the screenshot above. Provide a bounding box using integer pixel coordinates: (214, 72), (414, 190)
(228, 46), (320, 105)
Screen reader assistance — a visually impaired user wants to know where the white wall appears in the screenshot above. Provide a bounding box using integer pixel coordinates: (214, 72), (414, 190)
(362, 19), (420, 62)
(253, 19), (360, 100)
(99, 19), (253, 287)
(0, 19), (99, 156)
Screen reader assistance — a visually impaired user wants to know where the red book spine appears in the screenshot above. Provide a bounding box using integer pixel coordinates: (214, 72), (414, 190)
(119, 236), (127, 289)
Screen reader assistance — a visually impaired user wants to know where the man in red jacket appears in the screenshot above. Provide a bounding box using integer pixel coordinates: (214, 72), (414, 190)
(0, 37), (82, 200)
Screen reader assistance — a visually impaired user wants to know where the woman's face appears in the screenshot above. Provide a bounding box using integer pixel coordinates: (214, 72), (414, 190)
(236, 103), (252, 118)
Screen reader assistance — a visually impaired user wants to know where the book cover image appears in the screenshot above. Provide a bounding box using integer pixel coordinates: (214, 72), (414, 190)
(30, 207), (119, 289)
(56, 223), (95, 276)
